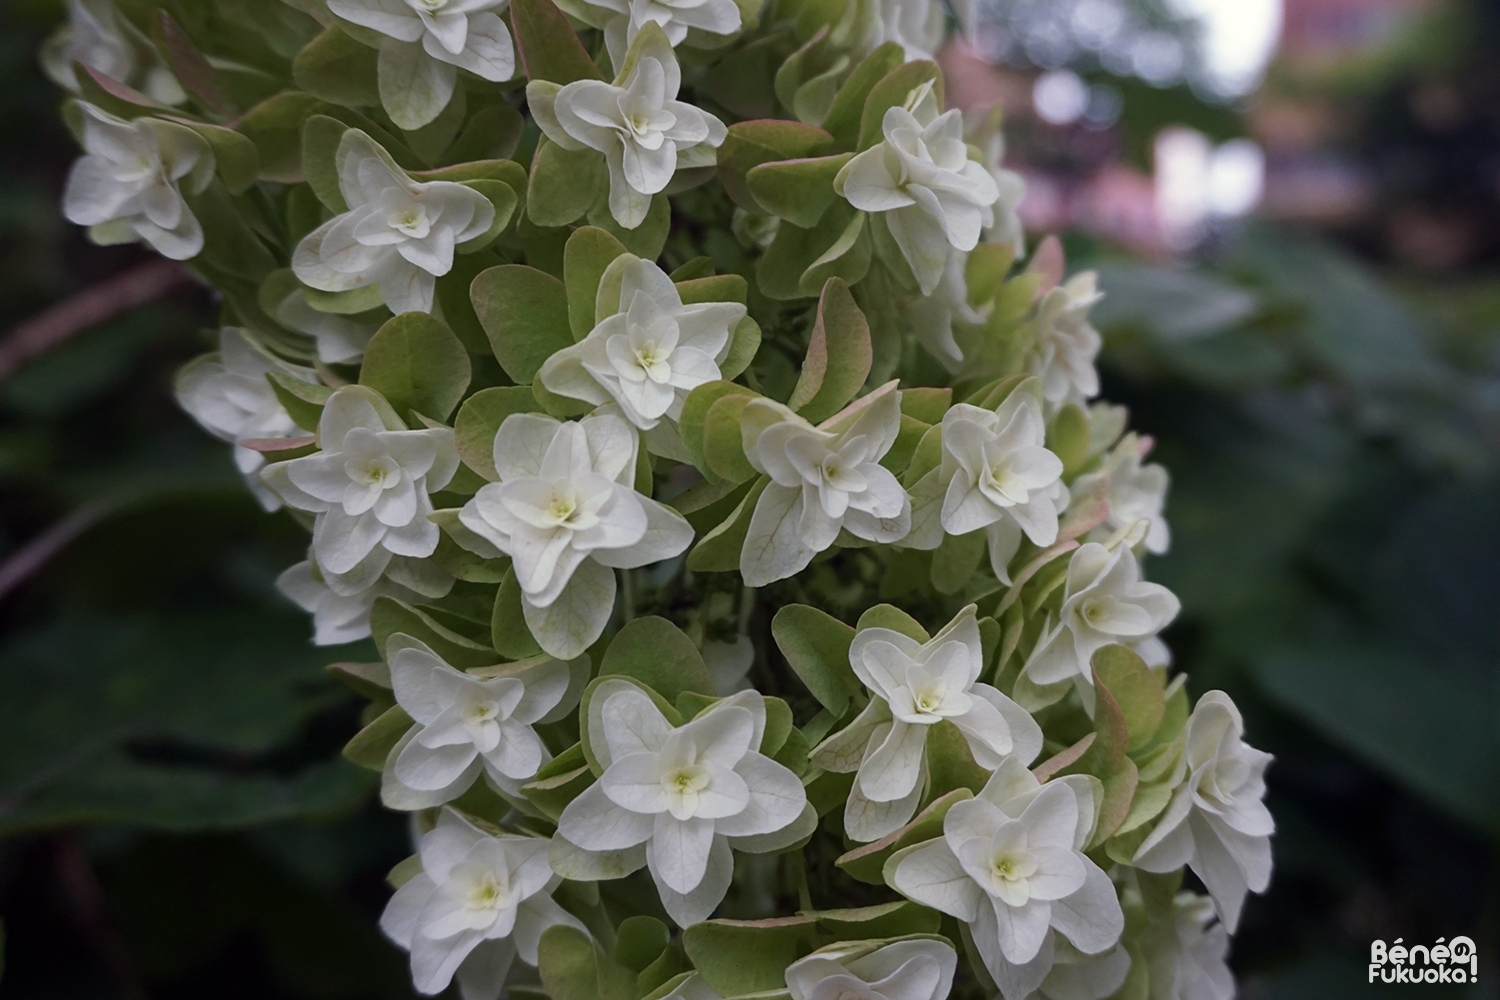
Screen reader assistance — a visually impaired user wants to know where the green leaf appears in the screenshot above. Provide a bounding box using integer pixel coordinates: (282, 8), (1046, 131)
(857, 61), (942, 150)
(675, 274), (748, 306)
(342, 704), (412, 771)
(701, 393), (757, 485)
(520, 752), (594, 821)
(1092, 645), (1166, 753)
(771, 605), (857, 715)
(679, 381), (758, 472)
(565, 227), (630, 339)
(615, 916), (672, 972)
(152, 11), (235, 116)
(929, 530), (985, 595)
(181, 123), (261, 194)
(293, 25), (380, 109)
(358, 313), (471, 422)
(813, 902), (941, 940)
(926, 719), (990, 797)
(822, 43), (905, 149)
(1047, 404), (1091, 478)
(586, 194), (671, 261)
(855, 605), (929, 642)
(188, 182), (276, 281)
(302, 114), (351, 212)
(687, 477), (768, 573)
(492, 570), (544, 659)
(787, 277), (872, 423)
(746, 153), (853, 228)
(718, 120), (836, 212)
(756, 202), (869, 301)
(512, 0), (605, 84)
(371, 602), (496, 668)
(266, 372), (331, 432)
(455, 387), (543, 480)
(600, 617), (716, 702)
(723, 316), (763, 381)
(471, 265), (573, 383)
(539, 925), (637, 1000)
(238, 92), (325, 184)
(836, 788), (972, 884)
(669, 257), (717, 281)
(683, 917), (821, 997)
(445, 102), (526, 164)
(900, 386), (951, 425)
(527, 137), (605, 226)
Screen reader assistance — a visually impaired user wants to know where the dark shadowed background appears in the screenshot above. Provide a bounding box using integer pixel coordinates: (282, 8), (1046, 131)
(1, 0), (1497, 996)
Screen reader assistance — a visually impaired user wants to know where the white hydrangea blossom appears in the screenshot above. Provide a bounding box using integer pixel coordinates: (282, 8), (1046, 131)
(380, 809), (584, 999)
(293, 130), (495, 316)
(1134, 693), (1274, 932)
(907, 391), (1068, 584)
(42, 0), (186, 103)
(785, 938), (958, 1000)
(1074, 433), (1171, 555)
(739, 383), (911, 587)
(1023, 935), (1131, 1000)
(1028, 273), (1104, 414)
(328, 0), (515, 130)
(555, 0), (742, 68)
(528, 27), (726, 230)
(906, 249), (988, 371)
(456, 412), (693, 659)
(539, 257), (746, 433)
(174, 328), (320, 511)
(63, 103), (214, 260)
(835, 84), (1000, 295)
(845, 0), (946, 60)
(553, 682), (812, 926)
(261, 386), (458, 577)
(1019, 543), (1180, 708)
(1138, 893), (1235, 1000)
(968, 110), (1027, 258)
(811, 606), (1042, 842)
(889, 759), (1125, 999)
(276, 553), (451, 646)
(274, 287), (380, 365)
(380, 636), (583, 810)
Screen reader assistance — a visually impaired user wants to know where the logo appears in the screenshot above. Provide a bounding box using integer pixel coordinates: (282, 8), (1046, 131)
(1370, 938), (1478, 984)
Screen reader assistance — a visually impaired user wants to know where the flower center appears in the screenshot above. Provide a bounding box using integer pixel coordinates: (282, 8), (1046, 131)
(391, 205), (430, 238)
(350, 455), (401, 489)
(915, 688), (946, 714)
(666, 766), (709, 795)
(467, 872), (506, 911)
(465, 699), (500, 725)
(410, 0), (447, 11)
(546, 494), (579, 524)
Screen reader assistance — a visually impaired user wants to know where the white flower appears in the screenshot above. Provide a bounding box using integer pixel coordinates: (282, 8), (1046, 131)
(846, 0), (946, 61)
(328, 0), (515, 130)
(968, 110), (1027, 258)
(175, 328), (320, 511)
(382, 636), (581, 810)
(538, 257), (745, 431)
(277, 553), (451, 646)
(379, 809), (584, 999)
(907, 393), (1068, 585)
(42, 0), (185, 104)
(1138, 893), (1234, 1000)
(1024, 936), (1131, 1000)
(1074, 433), (1171, 555)
(553, 683), (812, 926)
(457, 413), (693, 659)
(810, 605), (1042, 842)
(274, 286), (380, 365)
(889, 758), (1125, 995)
(1134, 692), (1273, 933)
(906, 249), (988, 371)
(557, 0), (742, 68)
(739, 384), (911, 587)
(293, 130), (495, 316)
(62, 103), (213, 260)
(785, 938), (958, 1000)
(261, 386), (459, 577)
(1020, 543), (1180, 705)
(528, 27), (726, 229)
(835, 86), (1000, 295)
(1028, 274), (1103, 414)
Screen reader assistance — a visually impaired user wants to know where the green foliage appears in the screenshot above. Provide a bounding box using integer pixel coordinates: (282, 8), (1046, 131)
(599, 617), (716, 702)
(770, 605), (858, 715)
(358, 313), (472, 422)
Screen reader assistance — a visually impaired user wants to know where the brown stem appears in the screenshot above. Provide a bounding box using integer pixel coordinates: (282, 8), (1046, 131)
(0, 260), (191, 382)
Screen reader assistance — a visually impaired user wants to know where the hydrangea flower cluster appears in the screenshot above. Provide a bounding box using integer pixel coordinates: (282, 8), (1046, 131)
(48, 0), (1272, 997)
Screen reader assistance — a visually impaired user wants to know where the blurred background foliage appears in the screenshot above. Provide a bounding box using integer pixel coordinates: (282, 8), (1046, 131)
(1, 0), (1498, 997)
